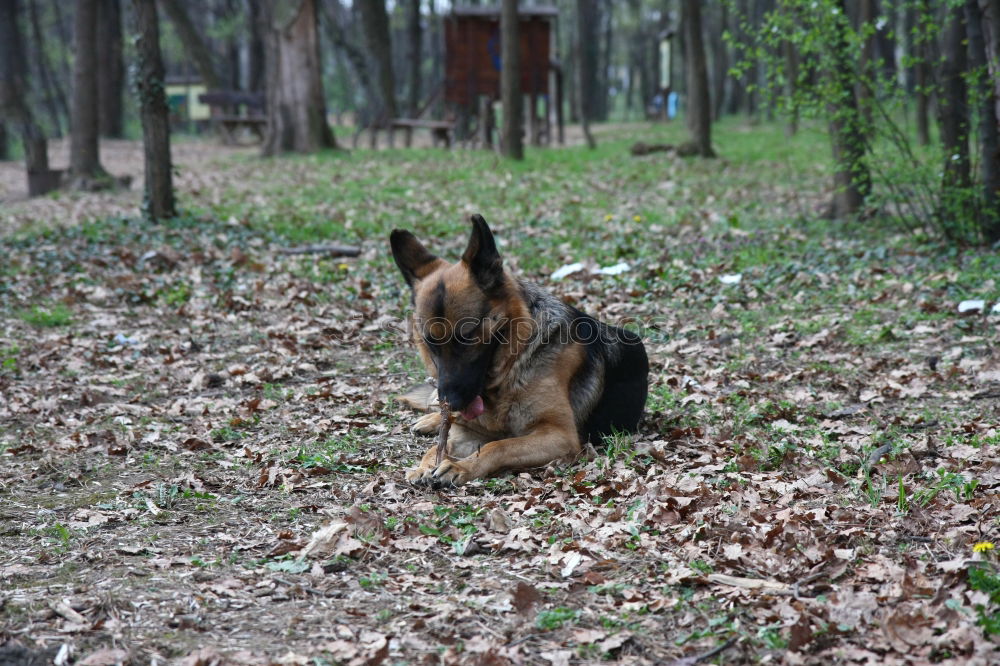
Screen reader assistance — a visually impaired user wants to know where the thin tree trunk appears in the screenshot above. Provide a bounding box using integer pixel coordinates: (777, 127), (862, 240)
(857, 0), (876, 137)
(70, 0), (110, 186)
(575, 0), (596, 148)
(248, 0), (265, 92)
(0, 123), (7, 160)
(28, 0), (68, 136)
(358, 0), (397, 121)
(783, 39), (799, 136)
(131, 0), (176, 220)
(967, 1), (1000, 240)
(501, 0), (523, 159)
(261, 0), (337, 155)
(597, 0), (612, 121)
(914, 0), (931, 145)
(51, 0), (75, 120)
(745, 0), (759, 118)
(0, 0), (60, 195)
(577, 0), (600, 124)
(681, 0), (714, 157)
(159, 0), (224, 89)
(939, 5), (970, 198)
(712, 3), (728, 121)
(728, 0), (746, 116)
(406, 0), (421, 116)
(827, 0), (869, 218)
(429, 0), (443, 118)
(97, 0), (125, 138)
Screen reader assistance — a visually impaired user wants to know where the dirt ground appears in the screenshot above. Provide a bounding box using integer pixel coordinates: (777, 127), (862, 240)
(1, 129), (998, 665)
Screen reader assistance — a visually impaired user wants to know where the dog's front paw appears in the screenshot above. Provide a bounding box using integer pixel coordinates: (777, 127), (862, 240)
(411, 412), (441, 435)
(406, 464), (435, 485)
(406, 458), (477, 489)
(428, 458), (476, 488)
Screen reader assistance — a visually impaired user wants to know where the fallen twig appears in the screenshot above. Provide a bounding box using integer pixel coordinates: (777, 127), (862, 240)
(277, 244), (361, 257)
(667, 637), (738, 666)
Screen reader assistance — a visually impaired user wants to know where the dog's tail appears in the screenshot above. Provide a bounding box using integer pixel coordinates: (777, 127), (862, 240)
(396, 383), (438, 412)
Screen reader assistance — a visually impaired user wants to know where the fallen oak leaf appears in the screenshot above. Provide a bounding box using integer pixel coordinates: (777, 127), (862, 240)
(512, 581), (542, 614)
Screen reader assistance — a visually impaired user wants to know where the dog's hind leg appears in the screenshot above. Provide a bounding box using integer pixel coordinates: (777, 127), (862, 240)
(411, 411), (441, 435)
(396, 383), (438, 412)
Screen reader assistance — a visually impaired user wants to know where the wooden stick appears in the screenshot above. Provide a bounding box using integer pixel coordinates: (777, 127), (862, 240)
(435, 401), (452, 466)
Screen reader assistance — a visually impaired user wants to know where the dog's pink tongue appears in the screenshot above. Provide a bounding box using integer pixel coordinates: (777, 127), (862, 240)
(460, 395), (484, 420)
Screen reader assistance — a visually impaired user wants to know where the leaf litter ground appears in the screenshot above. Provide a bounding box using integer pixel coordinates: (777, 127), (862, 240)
(1, 121), (999, 665)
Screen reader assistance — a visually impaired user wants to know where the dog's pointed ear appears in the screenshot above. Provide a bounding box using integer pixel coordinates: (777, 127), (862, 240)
(461, 214), (504, 292)
(390, 229), (439, 288)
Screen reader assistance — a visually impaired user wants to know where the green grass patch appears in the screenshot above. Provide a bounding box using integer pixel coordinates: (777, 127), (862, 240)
(19, 304), (72, 327)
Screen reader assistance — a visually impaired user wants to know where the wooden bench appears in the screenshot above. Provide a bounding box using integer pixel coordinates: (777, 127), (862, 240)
(387, 118), (455, 148)
(198, 91), (267, 145)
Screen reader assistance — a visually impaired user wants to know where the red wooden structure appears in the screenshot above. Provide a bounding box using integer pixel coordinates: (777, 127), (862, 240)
(444, 6), (563, 145)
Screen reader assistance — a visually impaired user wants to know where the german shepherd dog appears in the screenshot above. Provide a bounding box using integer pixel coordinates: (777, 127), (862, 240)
(390, 215), (648, 487)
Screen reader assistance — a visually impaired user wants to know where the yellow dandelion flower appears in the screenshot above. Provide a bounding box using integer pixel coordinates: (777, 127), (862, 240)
(338, 263), (350, 271)
(973, 542), (995, 553)
(633, 214), (642, 222)
(604, 214), (613, 222)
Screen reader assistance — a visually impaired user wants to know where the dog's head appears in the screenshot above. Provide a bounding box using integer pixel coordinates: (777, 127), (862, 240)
(390, 215), (513, 420)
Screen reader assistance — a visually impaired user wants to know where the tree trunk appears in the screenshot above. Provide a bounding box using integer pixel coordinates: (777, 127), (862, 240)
(406, 0), (421, 116)
(712, 3), (729, 121)
(597, 0), (612, 121)
(131, 0), (176, 220)
(914, 0), (931, 145)
(745, 0), (761, 118)
(727, 0), (746, 116)
(248, 0), (265, 92)
(857, 0), (876, 137)
(0, 0), (60, 195)
(827, 0), (870, 218)
(876, 0), (897, 83)
(158, 0), (223, 89)
(978, 0), (1000, 241)
(575, 0), (596, 148)
(967, 1), (1000, 241)
(681, 0), (714, 157)
(500, 0), (523, 159)
(28, 0), (68, 136)
(358, 0), (396, 121)
(939, 5), (970, 199)
(429, 0), (443, 118)
(783, 39), (799, 136)
(577, 0), (600, 124)
(261, 0), (337, 155)
(0, 122), (7, 160)
(97, 0), (125, 138)
(51, 0), (75, 123)
(70, 0), (110, 186)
